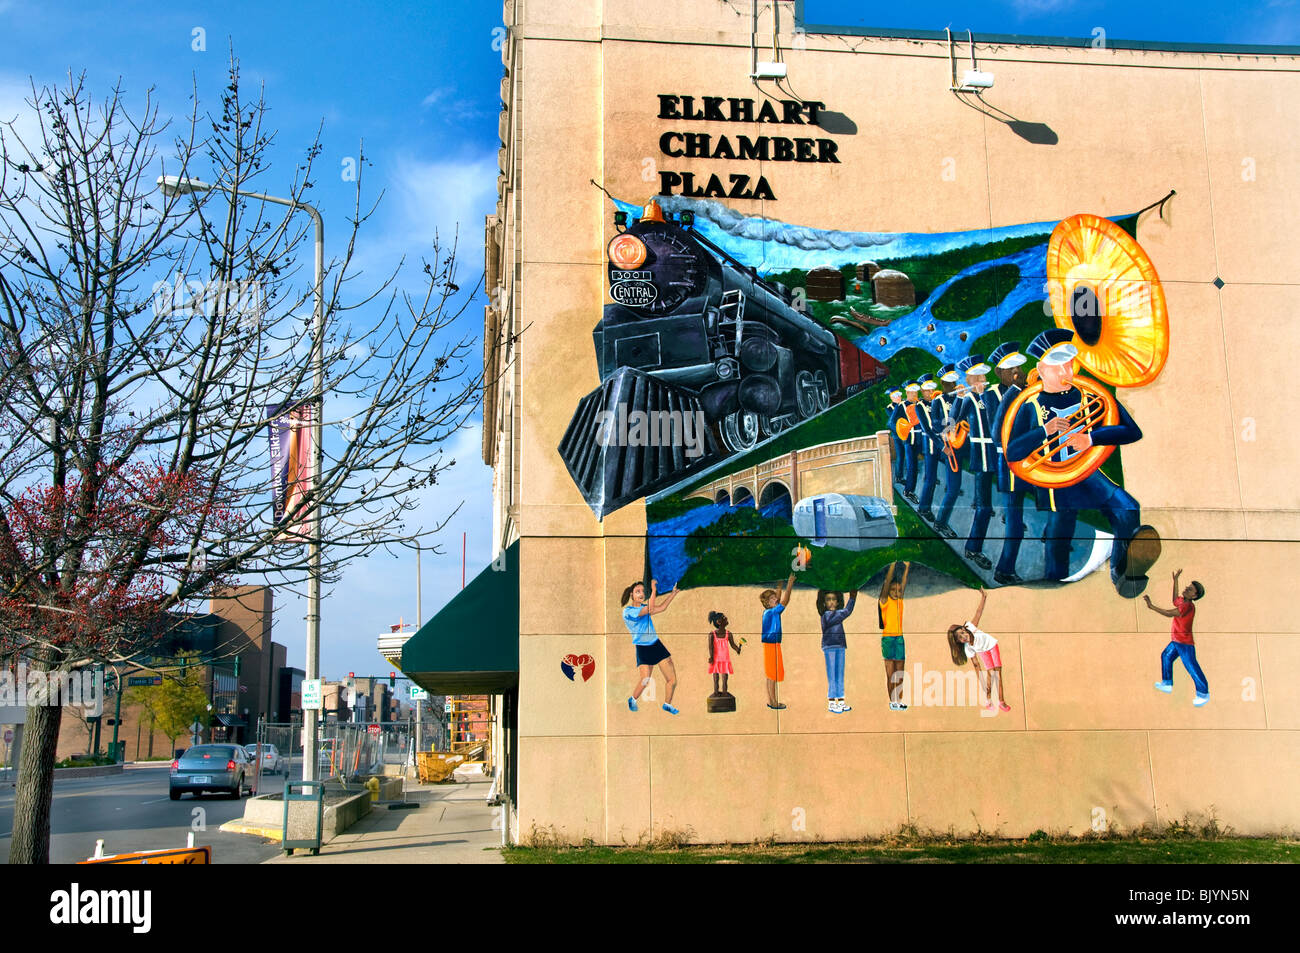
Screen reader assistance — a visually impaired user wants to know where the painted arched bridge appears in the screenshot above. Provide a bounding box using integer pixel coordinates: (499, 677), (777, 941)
(686, 429), (895, 506)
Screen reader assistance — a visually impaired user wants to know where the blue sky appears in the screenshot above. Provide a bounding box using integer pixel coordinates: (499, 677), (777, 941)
(803, 0), (1300, 46)
(0, 0), (508, 683)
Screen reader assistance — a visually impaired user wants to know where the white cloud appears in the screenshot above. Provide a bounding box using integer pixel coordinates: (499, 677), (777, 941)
(273, 418), (495, 678)
(397, 151), (498, 267)
(0, 73), (45, 165)
(346, 150), (499, 294)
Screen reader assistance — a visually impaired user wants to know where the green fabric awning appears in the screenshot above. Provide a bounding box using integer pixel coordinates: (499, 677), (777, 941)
(401, 541), (519, 694)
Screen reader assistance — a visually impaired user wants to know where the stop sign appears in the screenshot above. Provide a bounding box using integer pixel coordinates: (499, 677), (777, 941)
(367, 724), (380, 735)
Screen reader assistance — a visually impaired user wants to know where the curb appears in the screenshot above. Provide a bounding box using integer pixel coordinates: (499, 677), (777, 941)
(218, 820), (283, 842)
(53, 764), (125, 780)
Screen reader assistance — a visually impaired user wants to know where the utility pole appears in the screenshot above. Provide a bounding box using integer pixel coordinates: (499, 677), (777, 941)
(415, 543), (423, 756)
(110, 668), (123, 762)
(91, 664), (103, 756)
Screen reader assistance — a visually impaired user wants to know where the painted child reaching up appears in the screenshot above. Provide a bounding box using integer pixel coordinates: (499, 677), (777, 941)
(759, 572), (797, 710)
(946, 589), (1011, 713)
(707, 611), (743, 695)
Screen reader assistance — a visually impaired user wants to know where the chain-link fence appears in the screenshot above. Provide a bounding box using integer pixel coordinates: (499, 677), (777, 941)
(246, 721), (417, 794)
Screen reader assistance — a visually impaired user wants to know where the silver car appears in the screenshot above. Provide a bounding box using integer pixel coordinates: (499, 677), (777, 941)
(169, 744), (252, 800)
(243, 743), (285, 775)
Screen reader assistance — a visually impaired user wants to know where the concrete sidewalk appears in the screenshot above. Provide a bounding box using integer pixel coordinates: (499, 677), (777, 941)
(262, 778), (504, 864)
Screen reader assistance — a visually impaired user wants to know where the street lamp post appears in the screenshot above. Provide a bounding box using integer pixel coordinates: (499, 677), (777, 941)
(415, 543), (423, 756)
(157, 174), (326, 783)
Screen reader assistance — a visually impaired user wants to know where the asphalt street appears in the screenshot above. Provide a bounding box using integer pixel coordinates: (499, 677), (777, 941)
(0, 762), (284, 864)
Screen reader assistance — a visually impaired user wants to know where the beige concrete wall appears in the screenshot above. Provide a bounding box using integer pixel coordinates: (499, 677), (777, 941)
(503, 0), (1300, 842)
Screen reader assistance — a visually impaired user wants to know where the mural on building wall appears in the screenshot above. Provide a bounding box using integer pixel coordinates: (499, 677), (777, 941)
(560, 197), (1172, 600)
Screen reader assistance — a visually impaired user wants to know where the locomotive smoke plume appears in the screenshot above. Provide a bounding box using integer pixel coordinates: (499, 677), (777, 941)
(654, 195), (896, 252)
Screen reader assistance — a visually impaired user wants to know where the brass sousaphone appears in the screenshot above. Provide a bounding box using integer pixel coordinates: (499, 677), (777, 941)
(1001, 214), (1171, 489)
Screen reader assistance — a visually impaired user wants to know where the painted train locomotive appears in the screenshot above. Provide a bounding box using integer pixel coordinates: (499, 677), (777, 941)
(598, 200), (880, 449)
(560, 200), (884, 519)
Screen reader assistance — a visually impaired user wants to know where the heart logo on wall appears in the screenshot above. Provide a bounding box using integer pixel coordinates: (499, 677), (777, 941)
(561, 654), (596, 682)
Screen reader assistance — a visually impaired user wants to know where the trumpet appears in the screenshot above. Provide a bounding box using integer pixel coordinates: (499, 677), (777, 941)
(1001, 375), (1119, 489)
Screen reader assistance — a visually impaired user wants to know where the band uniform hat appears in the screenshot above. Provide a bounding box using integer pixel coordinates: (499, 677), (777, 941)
(1027, 327), (1079, 366)
(957, 353), (991, 376)
(904, 378), (921, 393)
(888, 384), (904, 398)
(988, 341), (1027, 369)
(919, 371), (938, 389)
(938, 362), (958, 383)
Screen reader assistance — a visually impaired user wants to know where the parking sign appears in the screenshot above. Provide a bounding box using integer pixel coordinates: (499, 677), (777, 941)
(301, 679), (322, 710)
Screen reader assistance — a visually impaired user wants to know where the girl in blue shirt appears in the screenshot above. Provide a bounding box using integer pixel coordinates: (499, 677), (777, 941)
(621, 579), (680, 714)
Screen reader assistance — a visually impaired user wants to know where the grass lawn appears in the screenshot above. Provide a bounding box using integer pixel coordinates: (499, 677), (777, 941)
(504, 835), (1298, 865)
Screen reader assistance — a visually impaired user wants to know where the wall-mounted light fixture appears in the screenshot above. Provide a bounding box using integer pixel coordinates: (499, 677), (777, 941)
(948, 28), (995, 93)
(751, 0), (787, 80)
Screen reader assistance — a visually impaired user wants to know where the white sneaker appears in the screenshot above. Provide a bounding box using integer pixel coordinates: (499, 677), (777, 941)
(1154, 681), (1173, 694)
(1193, 694), (1210, 707)
(838, 700), (852, 713)
(828, 699), (842, 713)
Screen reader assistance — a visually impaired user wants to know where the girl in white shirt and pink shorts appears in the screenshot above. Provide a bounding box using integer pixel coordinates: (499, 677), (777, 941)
(946, 589), (1011, 713)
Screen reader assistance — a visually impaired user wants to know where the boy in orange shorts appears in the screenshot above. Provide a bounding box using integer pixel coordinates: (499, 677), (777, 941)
(760, 572), (797, 710)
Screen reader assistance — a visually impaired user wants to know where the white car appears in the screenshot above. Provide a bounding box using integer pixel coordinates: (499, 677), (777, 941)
(242, 743), (284, 775)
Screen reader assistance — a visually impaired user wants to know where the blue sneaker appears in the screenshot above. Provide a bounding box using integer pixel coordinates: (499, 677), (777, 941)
(662, 703), (679, 715)
(1193, 693), (1210, 707)
(628, 696), (638, 712)
(1153, 681), (1173, 694)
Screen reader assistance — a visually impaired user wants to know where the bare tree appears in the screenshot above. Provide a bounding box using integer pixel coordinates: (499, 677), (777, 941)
(0, 59), (487, 863)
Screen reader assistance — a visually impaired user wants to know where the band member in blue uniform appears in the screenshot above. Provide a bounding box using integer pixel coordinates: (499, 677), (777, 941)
(987, 341), (1030, 585)
(886, 385), (905, 483)
(900, 380), (929, 504)
(951, 355), (997, 571)
(1004, 328), (1158, 597)
(932, 363), (966, 539)
(915, 373), (945, 521)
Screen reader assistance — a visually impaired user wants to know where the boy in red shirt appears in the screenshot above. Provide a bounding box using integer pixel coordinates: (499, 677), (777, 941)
(1144, 569), (1208, 706)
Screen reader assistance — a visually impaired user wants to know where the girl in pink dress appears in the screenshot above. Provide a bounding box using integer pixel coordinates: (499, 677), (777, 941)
(707, 611), (743, 695)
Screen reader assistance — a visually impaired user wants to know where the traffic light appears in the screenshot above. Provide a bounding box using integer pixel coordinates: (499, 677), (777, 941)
(389, 671), (396, 688)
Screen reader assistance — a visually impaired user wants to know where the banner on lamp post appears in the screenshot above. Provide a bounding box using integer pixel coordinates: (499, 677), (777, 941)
(267, 401), (316, 539)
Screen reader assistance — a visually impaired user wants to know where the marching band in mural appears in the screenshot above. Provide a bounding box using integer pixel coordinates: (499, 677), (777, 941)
(570, 197), (1201, 713)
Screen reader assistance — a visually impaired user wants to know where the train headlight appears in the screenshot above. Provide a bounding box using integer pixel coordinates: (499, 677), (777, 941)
(608, 234), (648, 270)
(714, 358), (739, 380)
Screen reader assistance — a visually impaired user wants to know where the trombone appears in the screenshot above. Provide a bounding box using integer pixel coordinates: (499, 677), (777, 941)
(940, 420), (969, 472)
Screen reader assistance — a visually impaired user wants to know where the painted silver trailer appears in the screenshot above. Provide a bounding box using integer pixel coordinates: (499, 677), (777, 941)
(793, 493), (897, 551)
